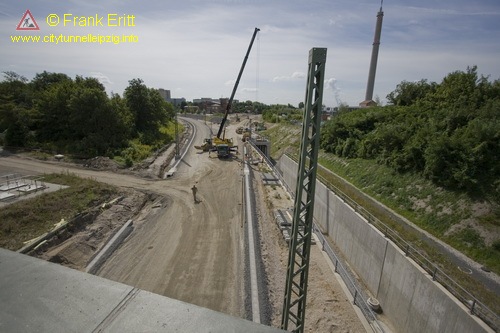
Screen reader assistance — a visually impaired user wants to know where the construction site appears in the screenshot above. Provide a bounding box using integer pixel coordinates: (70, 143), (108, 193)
(1, 5), (499, 332)
(0, 28), (370, 331)
(0, 107), (371, 331)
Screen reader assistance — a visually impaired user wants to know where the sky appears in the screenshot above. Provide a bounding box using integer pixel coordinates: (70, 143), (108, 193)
(1, 0), (499, 107)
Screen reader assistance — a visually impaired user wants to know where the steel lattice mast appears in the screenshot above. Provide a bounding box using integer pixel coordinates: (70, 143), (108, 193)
(281, 47), (327, 333)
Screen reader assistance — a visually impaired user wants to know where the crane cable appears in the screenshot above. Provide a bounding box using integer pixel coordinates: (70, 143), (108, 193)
(256, 32), (260, 103)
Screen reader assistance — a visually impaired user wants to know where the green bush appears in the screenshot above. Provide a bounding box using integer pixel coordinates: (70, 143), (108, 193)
(320, 67), (500, 195)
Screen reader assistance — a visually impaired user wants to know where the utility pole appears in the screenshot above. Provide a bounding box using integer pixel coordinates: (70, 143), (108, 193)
(175, 109), (180, 160)
(281, 47), (327, 333)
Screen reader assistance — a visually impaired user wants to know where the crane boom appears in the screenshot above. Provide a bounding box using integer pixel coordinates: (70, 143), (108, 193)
(216, 27), (260, 139)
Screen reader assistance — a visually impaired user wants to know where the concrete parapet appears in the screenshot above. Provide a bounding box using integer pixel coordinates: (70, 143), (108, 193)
(86, 219), (133, 274)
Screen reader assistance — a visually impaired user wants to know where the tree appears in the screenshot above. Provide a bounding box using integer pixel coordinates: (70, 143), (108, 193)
(31, 71), (71, 93)
(68, 84), (110, 155)
(109, 93), (134, 144)
(386, 79), (436, 106)
(124, 79), (172, 144)
(35, 79), (75, 143)
(2, 71), (27, 84)
(322, 66), (500, 194)
(0, 72), (35, 146)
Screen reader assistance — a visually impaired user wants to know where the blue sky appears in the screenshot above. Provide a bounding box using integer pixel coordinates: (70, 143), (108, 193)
(1, 0), (499, 107)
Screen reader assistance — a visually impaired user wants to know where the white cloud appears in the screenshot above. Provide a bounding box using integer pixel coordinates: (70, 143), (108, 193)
(90, 72), (113, 85)
(241, 87), (258, 92)
(272, 71), (305, 82)
(1, 0), (499, 107)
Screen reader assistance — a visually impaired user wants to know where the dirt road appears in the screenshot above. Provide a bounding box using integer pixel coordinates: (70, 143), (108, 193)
(96, 132), (246, 316)
(0, 116), (368, 332)
(0, 119), (247, 318)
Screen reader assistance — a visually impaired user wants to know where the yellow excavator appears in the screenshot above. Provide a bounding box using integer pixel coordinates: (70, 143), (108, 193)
(194, 138), (214, 152)
(195, 27), (260, 158)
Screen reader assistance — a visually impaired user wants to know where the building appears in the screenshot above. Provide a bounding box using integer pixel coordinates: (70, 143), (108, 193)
(170, 98), (186, 107)
(158, 88), (186, 107)
(192, 97), (238, 113)
(158, 88), (171, 101)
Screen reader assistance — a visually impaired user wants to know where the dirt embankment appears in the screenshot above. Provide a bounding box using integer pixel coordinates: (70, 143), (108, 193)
(24, 123), (191, 268)
(29, 189), (155, 270)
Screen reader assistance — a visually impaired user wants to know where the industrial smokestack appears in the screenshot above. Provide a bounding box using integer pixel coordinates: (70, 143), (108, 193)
(360, 2), (384, 107)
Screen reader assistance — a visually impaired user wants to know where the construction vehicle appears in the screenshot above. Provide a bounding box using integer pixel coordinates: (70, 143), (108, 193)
(196, 27), (260, 158)
(255, 122), (267, 131)
(194, 138), (213, 152)
(242, 128), (252, 142)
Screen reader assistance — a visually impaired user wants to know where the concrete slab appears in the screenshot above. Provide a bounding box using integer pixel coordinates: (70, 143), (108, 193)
(0, 181), (27, 191)
(17, 184), (45, 193)
(0, 249), (285, 333)
(0, 192), (16, 201)
(263, 179), (280, 186)
(262, 172), (278, 181)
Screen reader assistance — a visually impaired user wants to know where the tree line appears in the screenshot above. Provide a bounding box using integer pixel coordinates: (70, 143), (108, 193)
(321, 66), (500, 196)
(0, 71), (174, 162)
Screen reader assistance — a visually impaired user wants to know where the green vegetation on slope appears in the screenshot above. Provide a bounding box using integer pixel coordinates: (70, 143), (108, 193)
(262, 66), (499, 309)
(318, 154), (500, 274)
(260, 123), (301, 158)
(321, 66), (500, 195)
(318, 66), (499, 273)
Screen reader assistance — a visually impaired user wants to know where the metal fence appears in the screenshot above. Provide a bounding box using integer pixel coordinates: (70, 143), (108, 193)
(314, 170), (499, 332)
(0, 174), (46, 203)
(247, 141), (385, 331)
(313, 225), (386, 333)
(248, 145), (499, 332)
(301, 151), (499, 330)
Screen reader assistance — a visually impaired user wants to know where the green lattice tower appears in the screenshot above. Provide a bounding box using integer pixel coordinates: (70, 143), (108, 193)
(281, 47), (327, 333)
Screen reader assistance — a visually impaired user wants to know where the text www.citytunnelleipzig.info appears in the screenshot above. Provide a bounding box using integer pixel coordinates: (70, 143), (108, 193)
(11, 33), (139, 45)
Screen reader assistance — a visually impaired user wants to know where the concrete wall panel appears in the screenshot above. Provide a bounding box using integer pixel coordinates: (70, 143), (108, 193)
(377, 244), (489, 333)
(313, 181), (329, 233)
(277, 155), (491, 333)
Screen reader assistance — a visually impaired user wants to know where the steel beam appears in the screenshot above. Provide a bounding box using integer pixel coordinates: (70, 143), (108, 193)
(281, 47), (327, 333)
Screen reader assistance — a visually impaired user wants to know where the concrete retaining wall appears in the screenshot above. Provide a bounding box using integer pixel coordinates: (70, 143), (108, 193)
(277, 155), (491, 333)
(86, 219), (133, 274)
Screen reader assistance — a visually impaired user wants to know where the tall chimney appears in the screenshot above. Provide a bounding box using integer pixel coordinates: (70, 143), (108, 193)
(360, 2), (384, 107)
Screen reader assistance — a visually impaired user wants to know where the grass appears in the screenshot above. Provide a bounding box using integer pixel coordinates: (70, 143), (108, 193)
(160, 120), (184, 139)
(260, 123), (301, 158)
(317, 153), (500, 275)
(312, 152), (500, 315)
(0, 172), (118, 251)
